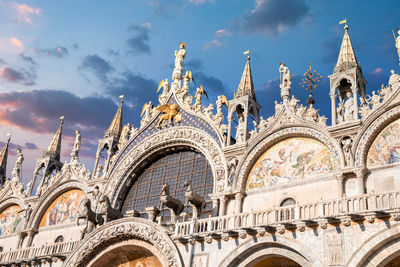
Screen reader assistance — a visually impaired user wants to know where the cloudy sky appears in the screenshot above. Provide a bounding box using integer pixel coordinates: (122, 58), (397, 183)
(0, 0), (399, 183)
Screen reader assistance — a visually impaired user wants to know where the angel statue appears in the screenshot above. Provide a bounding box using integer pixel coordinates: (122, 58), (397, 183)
(155, 104), (183, 128)
(193, 85), (208, 112)
(215, 95), (228, 126)
(157, 79), (170, 104)
(140, 101), (154, 128)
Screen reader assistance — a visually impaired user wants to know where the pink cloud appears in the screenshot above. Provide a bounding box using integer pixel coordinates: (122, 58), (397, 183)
(371, 67), (383, 75)
(9, 37), (24, 51)
(12, 3), (41, 24)
(215, 29), (231, 37)
(203, 39), (225, 50)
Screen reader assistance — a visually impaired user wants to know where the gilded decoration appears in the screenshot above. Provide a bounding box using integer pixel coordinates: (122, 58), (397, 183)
(367, 117), (400, 167)
(247, 137), (336, 190)
(39, 189), (86, 227)
(0, 205), (23, 236)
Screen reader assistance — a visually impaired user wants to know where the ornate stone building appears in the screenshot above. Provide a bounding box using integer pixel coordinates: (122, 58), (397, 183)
(1, 24), (400, 267)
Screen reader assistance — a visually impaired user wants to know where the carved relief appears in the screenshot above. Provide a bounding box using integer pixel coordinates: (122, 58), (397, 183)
(325, 229), (342, 266)
(64, 218), (183, 267)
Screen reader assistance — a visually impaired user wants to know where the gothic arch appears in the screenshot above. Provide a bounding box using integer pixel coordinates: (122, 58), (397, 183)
(331, 74), (356, 94)
(235, 126), (343, 190)
(347, 222), (400, 267)
(354, 104), (400, 166)
(63, 217), (183, 267)
(106, 126), (227, 206)
(29, 179), (89, 229)
(219, 234), (322, 267)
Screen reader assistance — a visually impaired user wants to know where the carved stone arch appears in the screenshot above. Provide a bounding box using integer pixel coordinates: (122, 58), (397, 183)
(106, 126), (227, 207)
(0, 196), (25, 214)
(29, 179), (90, 229)
(347, 222), (400, 267)
(235, 126), (343, 190)
(219, 234), (322, 267)
(354, 104), (400, 166)
(276, 196), (298, 207)
(64, 217), (183, 267)
(331, 74), (355, 94)
(228, 101), (246, 118)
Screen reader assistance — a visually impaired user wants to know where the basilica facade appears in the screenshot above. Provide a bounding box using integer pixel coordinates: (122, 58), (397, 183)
(1, 24), (400, 267)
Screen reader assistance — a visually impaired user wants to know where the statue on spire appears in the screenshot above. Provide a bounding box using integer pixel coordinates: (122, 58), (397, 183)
(279, 62), (292, 100)
(393, 28), (400, 65)
(70, 130), (81, 161)
(12, 148), (24, 182)
(172, 42), (186, 86)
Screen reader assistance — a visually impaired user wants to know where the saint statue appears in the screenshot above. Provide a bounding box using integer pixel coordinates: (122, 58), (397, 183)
(14, 148), (24, 175)
(343, 91), (355, 121)
(279, 63), (291, 100)
(71, 130), (81, 160)
(172, 42), (186, 82)
(235, 116), (246, 143)
(395, 28), (400, 65)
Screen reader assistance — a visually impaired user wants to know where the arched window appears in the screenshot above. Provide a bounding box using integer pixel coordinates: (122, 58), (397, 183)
(122, 150), (213, 217)
(279, 198), (296, 221)
(54, 235), (64, 243)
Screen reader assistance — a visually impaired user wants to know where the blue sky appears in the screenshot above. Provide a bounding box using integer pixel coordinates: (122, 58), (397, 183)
(0, 0), (399, 181)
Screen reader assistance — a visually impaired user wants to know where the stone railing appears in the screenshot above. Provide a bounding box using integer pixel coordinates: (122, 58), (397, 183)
(0, 240), (78, 264)
(174, 192), (400, 238)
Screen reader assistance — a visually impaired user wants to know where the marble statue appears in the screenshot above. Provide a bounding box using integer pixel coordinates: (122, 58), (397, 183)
(389, 70), (400, 88)
(119, 123), (131, 146)
(228, 157), (239, 186)
(337, 91), (354, 123)
(158, 79), (170, 105)
(341, 137), (354, 166)
(12, 148), (24, 182)
(172, 42), (186, 82)
(71, 130), (81, 160)
(396, 28), (400, 64)
(235, 116), (246, 143)
(366, 91), (381, 110)
(279, 63), (292, 100)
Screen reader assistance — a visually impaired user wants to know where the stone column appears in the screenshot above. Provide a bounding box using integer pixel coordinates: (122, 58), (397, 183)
(227, 114), (232, 146)
(243, 110), (249, 142)
(352, 87), (358, 120)
(234, 192), (243, 215)
(212, 199), (219, 217)
(145, 206), (159, 222)
(336, 173), (344, 198)
(219, 196), (227, 217)
(330, 92), (337, 126)
(355, 169), (366, 195)
(25, 229), (37, 248)
(17, 232), (26, 249)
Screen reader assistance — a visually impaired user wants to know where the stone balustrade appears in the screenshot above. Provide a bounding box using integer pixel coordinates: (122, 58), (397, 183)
(174, 191), (400, 239)
(0, 240), (78, 265)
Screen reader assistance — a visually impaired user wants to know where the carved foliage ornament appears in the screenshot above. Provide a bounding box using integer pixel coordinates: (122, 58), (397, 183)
(64, 218), (182, 267)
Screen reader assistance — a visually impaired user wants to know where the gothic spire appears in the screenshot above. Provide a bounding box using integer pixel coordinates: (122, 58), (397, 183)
(335, 23), (358, 71)
(0, 134), (11, 179)
(235, 55), (256, 100)
(104, 96), (124, 140)
(43, 117), (64, 161)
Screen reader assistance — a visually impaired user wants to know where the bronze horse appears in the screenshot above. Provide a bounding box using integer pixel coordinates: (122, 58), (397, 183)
(159, 182), (184, 216)
(183, 180), (205, 218)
